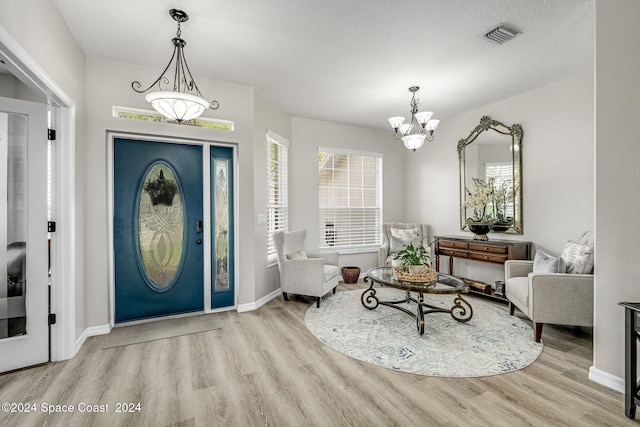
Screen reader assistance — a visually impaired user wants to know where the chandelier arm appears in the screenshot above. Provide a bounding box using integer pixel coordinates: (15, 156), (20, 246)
(178, 47), (220, 110)
(174, 44), (184, 93)
(178, 47), (203, 96)
(131, 46), (180, 94)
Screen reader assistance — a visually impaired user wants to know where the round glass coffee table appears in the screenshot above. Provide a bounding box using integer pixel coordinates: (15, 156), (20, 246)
(363, 267), (473, 334)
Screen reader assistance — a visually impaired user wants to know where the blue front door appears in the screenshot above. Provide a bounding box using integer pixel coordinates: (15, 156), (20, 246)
(114, 138), (204, 323)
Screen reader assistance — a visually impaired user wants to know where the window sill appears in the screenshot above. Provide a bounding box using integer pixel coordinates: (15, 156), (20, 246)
(321, 246), (379, 256)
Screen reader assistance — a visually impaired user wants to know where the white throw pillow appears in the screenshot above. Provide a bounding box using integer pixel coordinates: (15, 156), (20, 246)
(533, 250), (566, 273)
(560, 241), (594, 274)
(389, 227), (421, 253)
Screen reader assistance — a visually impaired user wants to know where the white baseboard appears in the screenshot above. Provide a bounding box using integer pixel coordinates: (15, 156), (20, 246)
(237, 288), (282, 313)
(589, 365), (624, 393)
(75, 324), (111, 353)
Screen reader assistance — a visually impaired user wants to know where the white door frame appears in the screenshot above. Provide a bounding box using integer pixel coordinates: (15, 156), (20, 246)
(106, 132), (238, 328)
(0, 27), (77, 361)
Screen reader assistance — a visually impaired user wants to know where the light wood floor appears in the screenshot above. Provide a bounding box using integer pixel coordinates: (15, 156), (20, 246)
(0, 282), (635, 427)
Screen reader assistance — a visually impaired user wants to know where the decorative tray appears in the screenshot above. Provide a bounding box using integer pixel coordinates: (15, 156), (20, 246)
(392, 268), (437, 283)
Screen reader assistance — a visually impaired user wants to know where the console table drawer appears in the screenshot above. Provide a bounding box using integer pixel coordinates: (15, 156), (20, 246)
(439, 240), (468, 250)
(468, 243), (508, 254)
(469, 251), (508, 263)
(439, 248), (469, 259)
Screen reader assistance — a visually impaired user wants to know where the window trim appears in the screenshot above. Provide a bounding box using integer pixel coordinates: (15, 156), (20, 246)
(266, 130), (289, 264)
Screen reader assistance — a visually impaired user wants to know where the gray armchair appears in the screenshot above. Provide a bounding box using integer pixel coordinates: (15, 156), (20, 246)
(379, 222), (430, 267)
(273, 229), (339, 308)
(505, 231), (594, 342)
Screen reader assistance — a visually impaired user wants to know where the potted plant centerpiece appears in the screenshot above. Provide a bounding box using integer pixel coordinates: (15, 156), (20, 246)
(394, 243), (432, 275)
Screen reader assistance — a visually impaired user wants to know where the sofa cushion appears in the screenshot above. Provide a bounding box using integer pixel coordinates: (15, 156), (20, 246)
(561, 241), (594, 274)
(506, 276), (530, 313)
(389, 227), (421, 254)
(533, 250), (566, 273)
(323, 264), (339, 282)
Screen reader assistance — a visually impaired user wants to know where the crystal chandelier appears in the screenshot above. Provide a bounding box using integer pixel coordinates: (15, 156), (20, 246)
(388, 86), (439, 151)
(132, 9), (218, 123)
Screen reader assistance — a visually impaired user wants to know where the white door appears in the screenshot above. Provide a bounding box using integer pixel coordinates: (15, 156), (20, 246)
(0, 96), (48, 372)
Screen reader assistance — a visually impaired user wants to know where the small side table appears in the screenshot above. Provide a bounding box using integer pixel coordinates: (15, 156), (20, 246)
(619, 302), (640, 418)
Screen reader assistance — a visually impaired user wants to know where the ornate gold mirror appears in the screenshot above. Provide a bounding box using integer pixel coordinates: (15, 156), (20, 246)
(459, 116), (522, 234)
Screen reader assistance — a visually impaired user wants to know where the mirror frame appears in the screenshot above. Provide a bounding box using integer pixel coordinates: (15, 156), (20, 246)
(458, 116), (523, 234)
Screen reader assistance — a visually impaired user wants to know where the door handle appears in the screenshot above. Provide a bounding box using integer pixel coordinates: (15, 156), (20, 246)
(196, 220), (203, 233)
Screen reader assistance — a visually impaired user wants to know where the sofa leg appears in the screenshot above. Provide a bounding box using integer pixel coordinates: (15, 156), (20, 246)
(317, 297), (321, 308)
(509, 302), (515, 315)
(333, 287), (337, 294)
(534, 323), (543, 343)
(282, 292), (289, 301)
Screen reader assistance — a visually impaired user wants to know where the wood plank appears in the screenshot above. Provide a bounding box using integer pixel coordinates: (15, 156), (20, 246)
(0, 281), (629, 426)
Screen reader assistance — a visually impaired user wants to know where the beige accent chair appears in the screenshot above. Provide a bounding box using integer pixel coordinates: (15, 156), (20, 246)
(379, 222), (430, 267)
(274, 229), (339, 308)
(505, 231), (594, 342)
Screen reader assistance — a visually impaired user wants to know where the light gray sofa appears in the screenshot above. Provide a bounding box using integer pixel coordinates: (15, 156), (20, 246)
(505, 231), (594, 342)
(273, 229), (339, 308)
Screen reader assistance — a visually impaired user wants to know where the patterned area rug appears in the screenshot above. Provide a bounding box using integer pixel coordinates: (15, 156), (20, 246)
(305, 288), (543, 377)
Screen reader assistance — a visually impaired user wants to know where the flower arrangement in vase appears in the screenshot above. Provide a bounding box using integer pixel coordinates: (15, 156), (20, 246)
(490, 180), (515, 232)
(463, 177), (495, 240)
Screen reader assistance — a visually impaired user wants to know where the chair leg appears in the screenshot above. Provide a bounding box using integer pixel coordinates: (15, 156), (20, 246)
(316, 297), (321, 308)
(534, 323), (543, 343)
(282, 292), (289, 301)
(509, 301), (515, 315)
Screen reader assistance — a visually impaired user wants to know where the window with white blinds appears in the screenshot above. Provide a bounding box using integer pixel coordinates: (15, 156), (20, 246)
(267, 131), (289, 262)
(318, 148), (382, 249)
(485, 161), (514, 218)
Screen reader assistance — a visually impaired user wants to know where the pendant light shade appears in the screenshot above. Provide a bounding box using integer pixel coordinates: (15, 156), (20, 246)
(145, 91), (210, 123)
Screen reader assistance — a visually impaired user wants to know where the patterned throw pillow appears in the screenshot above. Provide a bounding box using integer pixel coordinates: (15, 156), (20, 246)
(389, 228), (421, 254)
(560, 241), (594, 274)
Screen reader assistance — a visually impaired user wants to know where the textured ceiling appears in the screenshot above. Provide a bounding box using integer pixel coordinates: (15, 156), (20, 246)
(52, 0), (594, 129)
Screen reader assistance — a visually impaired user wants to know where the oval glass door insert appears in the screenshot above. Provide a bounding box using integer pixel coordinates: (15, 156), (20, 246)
(138, 162), (184, 289)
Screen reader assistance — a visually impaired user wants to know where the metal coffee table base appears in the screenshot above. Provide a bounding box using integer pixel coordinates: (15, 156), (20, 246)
(361, 282), (473, 335)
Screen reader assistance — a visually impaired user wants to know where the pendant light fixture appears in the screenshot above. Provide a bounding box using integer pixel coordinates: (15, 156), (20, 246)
(132, 9), (218, 123)
(388, 86), (439, 151)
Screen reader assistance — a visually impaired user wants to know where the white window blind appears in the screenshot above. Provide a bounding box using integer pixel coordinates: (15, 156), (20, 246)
(267, 131), (289, 261)
(485, 161), (514, 218)
(318, 148), (382, 249)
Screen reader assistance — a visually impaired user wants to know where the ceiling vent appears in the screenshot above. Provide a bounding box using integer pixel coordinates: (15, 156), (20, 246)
(484, 24), (521, 44)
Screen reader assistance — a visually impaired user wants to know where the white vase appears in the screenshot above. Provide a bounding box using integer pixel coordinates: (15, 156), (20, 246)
(408, 265), (428, 275)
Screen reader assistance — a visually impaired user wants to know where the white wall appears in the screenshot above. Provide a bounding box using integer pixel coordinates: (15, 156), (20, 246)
(1, 0), (87, 345)
(290, 117), (406, 273)
(592, 0), (640, 387)
(252, 90), (292, 300)
(405, 71), (594, 287)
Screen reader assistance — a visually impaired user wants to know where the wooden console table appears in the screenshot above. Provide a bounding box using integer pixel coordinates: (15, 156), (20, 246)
(434, 235), (532, 300)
